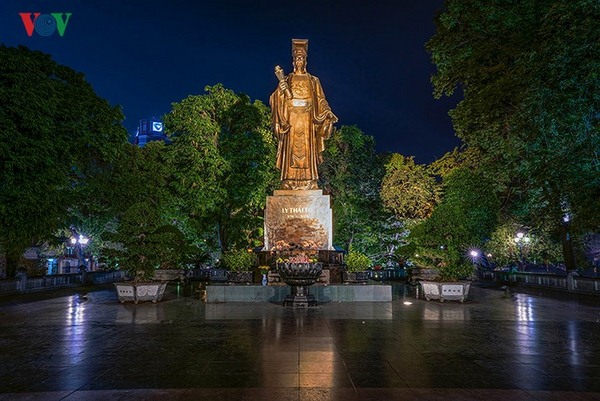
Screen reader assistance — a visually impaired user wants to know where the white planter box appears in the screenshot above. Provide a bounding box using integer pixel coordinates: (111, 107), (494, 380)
(114, 282), (168, 304)
(420, 281), (471, 303)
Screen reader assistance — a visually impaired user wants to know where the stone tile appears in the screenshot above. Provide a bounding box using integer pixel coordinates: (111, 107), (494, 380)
(261, 361), (299, 373)
(260, 351), (299, 362)
(467, 389), (557, 401)
(299, 351), (342, 362)
(299, 373), (353, 388)
(299, 387), (359, 401)
(526, 390), (600, 401)
(299, 361), (346, 373)
(410, 387), (486, 400)
(240, 387), (299, 401)
(355, 388), (419, 401)
(0, 392), (72, 401)
(259, 373), (299, 387)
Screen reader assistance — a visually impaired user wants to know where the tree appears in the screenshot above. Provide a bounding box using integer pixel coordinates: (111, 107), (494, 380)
(427, 0), (600, 269)
(0, 45), (128, 276)
(319, 126), (390, 259)
(163, 85), (277, 255)
(379, 153), (439, 267)
(409, 168), (500, 280)
(381, 153), (439, 222)
(100, 142), (188, 280)
(485, 219), (562, 269)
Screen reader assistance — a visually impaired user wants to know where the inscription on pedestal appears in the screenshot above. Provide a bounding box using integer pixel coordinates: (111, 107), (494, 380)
(264, 190), (333, 250)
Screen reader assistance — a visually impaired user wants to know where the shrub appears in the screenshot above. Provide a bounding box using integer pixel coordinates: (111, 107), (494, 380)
(345, 250), (371, 272)
(221, 248), (257, 271)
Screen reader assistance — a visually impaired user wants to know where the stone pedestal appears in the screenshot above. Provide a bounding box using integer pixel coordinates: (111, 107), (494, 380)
(264, 190), (333, 250)
(283, 286), (317, 307)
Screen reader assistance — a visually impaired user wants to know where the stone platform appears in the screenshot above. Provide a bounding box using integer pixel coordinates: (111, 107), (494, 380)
(206, 284), (392, 303)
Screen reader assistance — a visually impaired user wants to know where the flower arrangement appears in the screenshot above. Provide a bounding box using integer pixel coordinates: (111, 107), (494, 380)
(273, 240), (322, 252)
(276, 253), (318, 264)
(258, 265), (270, 274)
(272, 240), (320, 265)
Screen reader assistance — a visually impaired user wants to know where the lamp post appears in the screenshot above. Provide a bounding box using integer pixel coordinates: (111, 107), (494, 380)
(70, 234), (89, 273)
(468, 249), (481, 279)
(513, 232), (530, 271)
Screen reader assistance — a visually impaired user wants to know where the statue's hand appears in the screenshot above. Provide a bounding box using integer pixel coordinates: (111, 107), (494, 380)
(279, 81), (289, 93)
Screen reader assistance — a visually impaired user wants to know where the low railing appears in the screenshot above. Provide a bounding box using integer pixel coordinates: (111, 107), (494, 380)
(86, 270), (126, 284)
(367, 268), (407, 281)
(573, 277), (600, 293)
(0, 279), (18, 294)
(477, 270), (600, 295)
(0, 270), (126, 295)
(23, 274), (81, 291)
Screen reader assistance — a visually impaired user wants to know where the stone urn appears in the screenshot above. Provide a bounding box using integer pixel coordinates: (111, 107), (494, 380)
(277, 262), (323, 307)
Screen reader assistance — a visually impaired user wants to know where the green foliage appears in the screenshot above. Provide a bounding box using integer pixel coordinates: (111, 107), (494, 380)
(163, 85), (277, 254)
(103, 206), (187, 281)
(485, 219), (563, 267)
(220, 248), (257, 271)
(427, 0), (600, 267)
(409, 168), (500, 280)
(381, 153), (439, 221)
(0, 45), (128, 276)
(100, 143), (186, 281)
(319, 126), (389, 256)
(429, 147), (481, 179)
(345, 249), (372, 272)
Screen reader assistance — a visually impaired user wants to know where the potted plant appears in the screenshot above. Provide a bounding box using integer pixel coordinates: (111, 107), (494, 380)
(407, 241), (473, 302)
(105, 204), (187, 304)
(343, 249), (371, 284)
(97, 142), (188, 303)
(403, 168), (499, 302)
(222, 248), (257, 285)
(420, 271), (472, 303)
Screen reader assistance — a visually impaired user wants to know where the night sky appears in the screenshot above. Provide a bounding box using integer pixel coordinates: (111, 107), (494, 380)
(0, 0), (461, 164)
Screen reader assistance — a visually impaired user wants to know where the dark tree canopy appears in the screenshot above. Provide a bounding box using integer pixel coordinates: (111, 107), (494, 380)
(319, 125), (388, 256)
(427, 0), (600, 267)
(163, 85), (278, 254)
(0, 45), (128, 276)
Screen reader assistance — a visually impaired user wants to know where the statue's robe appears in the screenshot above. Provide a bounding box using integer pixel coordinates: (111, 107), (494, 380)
(270, 72), (336, 190)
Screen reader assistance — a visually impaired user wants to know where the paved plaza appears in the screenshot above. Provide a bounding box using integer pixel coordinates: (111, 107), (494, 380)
(1, 282), (600, 400)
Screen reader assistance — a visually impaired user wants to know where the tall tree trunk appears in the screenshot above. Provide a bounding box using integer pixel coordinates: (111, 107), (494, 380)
(5, 252), (20, 278)
(560, 220), (576, 270)
(218, 220), (229, 254)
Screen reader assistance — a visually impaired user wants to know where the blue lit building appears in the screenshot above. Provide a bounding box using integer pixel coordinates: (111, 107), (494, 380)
(133, 117), (167, 146)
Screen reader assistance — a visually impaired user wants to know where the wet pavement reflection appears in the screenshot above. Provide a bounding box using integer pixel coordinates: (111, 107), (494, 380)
(1, 282), (600, 400)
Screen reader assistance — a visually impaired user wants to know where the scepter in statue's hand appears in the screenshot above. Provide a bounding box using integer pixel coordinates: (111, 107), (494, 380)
(275, 65), (293, 99)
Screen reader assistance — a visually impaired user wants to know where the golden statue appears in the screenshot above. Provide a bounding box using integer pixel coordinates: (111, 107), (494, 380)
(270, 39), (338, 190)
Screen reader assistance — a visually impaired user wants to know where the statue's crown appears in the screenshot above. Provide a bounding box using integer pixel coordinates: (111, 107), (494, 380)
(292, 39), (308, 56)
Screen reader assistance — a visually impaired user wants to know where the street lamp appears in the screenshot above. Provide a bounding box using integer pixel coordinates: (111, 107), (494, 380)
(466, 249), (481, 280)
(514, 232), (530, 271)
(70, 234), (89, 273)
